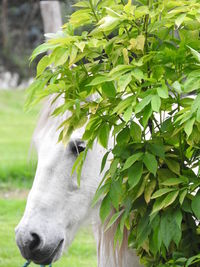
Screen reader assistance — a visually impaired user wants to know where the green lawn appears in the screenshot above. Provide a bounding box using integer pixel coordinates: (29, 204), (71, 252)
(0, 199), (97, 267)
(0, 90), (39, 189)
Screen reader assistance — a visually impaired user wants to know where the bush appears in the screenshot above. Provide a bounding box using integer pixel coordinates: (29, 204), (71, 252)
(27, 1), (200, 266)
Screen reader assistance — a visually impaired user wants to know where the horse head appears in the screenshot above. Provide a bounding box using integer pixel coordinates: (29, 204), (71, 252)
(15, 96), (105, 265)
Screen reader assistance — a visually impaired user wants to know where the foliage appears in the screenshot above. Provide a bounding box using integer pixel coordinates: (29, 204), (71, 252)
(27, 0), (200, 266)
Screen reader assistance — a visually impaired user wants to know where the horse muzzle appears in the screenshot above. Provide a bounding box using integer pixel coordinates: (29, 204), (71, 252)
(15, 226), (64, 264)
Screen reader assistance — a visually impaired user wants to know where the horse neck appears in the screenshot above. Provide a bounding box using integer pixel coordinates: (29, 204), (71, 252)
(93, 221), (142, 267)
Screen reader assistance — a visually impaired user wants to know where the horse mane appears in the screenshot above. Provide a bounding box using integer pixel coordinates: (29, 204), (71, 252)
(95, 214), (141, 267)
(33, 94), (66, 139)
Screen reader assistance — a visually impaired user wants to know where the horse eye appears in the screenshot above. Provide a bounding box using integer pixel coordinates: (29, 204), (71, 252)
(70, 140), (86, 155)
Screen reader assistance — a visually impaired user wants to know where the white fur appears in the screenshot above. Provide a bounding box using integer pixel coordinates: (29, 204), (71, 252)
(15, 95), (142, 266)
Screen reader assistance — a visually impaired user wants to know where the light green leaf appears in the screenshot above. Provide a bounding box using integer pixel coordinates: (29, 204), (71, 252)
(173, 81), (182, 94)
(98, 123), (110, 148)
(69, 46), (78, 66)
(157, 85), (168, 99)
(88, 75), (112, 86)
(151, 95), (161, 112)
(123, 106), (132, 122)
(188, 46), (200, 63)
(175, 13), (186, 28)
(184, 118), (195, 138)
(135, 95), (152, 114)
(37, 55), (50, 76)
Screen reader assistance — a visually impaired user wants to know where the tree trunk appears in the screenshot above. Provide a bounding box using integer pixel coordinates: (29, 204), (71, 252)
(40, 1), (62, 34)
(2, 0), (8, 48)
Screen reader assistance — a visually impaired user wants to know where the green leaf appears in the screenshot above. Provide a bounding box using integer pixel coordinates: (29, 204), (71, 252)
(151, 197), (166, 215)
(151, 188), (175, 199)
(109, 65), (134, 79)
(116, 127), (130, 145)
(109, 179), (122, 210)
(151, 95), (161, 112)
(175, 13), (186, 28)
(135, 95), (152, 114)
(144, 179), (156, 204)
(123, 152), (143, 170)
(191, 191), (200, 220)
(88, 75), (112, 86)
(136, 213), (151, 247)
(179, 189), (187, 205)
(173, 81), (182, 94)
(123, 106), (132, 122)
(118, 73), (132, 91)
(98, 123), (110, 148)
(143, 153), (158, 176)
(31, 43), (56, 62)
(184, 117), (195, 138)
(128, 161), (143, 189)
(161, 178), (185, 186)
(188, 46), (200, 63)
(162, 191), (179, 209)
(148, 143), (165, 159)
(37, 55), (50, 76)
(100, 194), (111, 223)
(100, 151), (110, 173)
(160, 211), (180, 249)
(69, 46), (78, 66)
(105, 210), (124, 231)
(130, 121), (142, 142)
(165, 159), (180, 175)
(92, 183), (110, 207)
(131, 68), (144, 81)
(142, 104), (152, 127)
(102, 82), (116, 98)
(157, 85), (168, 99)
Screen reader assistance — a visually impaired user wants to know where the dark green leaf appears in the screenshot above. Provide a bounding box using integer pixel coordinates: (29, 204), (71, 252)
(128, 161), (143, 189)
(143, 153), (158, 176)
(102, 82), (116, 98)
(123, 152), (143, 170)
(191, 190), (200, 220)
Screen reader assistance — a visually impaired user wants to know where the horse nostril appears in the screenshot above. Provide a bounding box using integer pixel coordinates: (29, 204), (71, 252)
(29, 233), (41, 251)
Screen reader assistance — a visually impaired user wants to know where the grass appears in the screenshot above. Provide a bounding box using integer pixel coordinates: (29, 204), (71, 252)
(0, 199), (97, 267)
(0, 90), (39, 189)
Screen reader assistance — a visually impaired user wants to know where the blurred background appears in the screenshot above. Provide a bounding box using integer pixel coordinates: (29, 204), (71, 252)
(0, 1), (97, 266)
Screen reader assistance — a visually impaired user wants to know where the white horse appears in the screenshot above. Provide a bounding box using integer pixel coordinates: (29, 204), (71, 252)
(15, 96), (142, 267)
